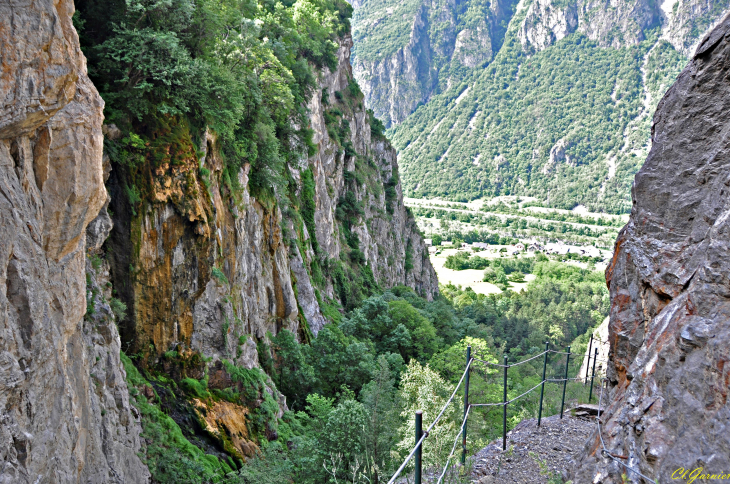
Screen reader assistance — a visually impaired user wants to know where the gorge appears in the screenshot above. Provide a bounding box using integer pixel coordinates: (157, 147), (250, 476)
(1, 0), (730, 482)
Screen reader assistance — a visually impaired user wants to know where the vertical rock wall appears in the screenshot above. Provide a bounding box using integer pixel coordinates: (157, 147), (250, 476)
(571, 13), (730, 483)
(105, 34), (438, 367)
(0, 1), (148, 482)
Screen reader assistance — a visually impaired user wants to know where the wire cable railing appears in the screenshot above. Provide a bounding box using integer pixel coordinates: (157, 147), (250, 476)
(473, 350), (548, 368)
(597, 379), (657, 483)
(436, 405), (472, 484)
(386, 357), (473, 484)
(388, 341), (609, 484)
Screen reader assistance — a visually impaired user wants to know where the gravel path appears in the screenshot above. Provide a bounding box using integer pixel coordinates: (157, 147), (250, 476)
(470, 414), (595, 484)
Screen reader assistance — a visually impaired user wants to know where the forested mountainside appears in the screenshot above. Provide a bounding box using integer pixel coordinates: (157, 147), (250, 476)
(352, 0), (730, 213)
(1, 2), (614, 482)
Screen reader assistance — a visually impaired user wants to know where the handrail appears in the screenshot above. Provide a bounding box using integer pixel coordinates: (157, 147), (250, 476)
(436, 405), (472, 483)
(473, 350), (548, 368)
(386, 357), (474, 484)
(387, 344), (607, 483)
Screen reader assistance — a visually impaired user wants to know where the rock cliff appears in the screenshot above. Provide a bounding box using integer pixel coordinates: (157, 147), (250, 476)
(517, 0), (730, 54)
(351, 0), (518, 127)
(1, 1), (437, 481)
(0, 1), (148, 482)
(352, 0), (730, 128)
(105, 33), (437, 364)
(571, 12), (730, 482)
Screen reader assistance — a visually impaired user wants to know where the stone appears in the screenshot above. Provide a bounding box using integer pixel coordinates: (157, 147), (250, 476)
(105, 34), (438, 366)
(0, 1), (149, 482)
(570, 12), (730, 483)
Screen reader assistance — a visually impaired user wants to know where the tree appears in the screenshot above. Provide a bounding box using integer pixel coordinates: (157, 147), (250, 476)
(396, 360), (457, 470)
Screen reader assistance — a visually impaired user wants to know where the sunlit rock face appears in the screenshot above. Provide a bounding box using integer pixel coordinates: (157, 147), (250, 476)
(571, 13), (730, 483)
(0, 1), (149, 482)
(104, 34), (438, 363)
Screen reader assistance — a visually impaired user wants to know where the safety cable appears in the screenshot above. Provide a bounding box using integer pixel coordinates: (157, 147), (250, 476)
(387, 357), (473, 484)
(596, 379), (657, 483)
(436, 405), (471, 483)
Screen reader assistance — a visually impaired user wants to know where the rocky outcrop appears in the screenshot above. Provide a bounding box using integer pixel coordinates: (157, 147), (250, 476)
(571, 13), (730, 482)
(307, 36), (438, 298)
(352, 4), (437, 127)
(105, 34), (438, 364)
(351, 0), (516, 126)
(518, 0), (730, 54)
(0, 1), (148, 482)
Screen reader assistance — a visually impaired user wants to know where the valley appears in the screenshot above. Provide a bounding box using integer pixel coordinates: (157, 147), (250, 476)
(352, 0), (728, 213)
(1, 0), (729, 482)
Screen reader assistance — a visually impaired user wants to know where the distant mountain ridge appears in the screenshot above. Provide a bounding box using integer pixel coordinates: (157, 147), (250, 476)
(351, 0), (730, 213)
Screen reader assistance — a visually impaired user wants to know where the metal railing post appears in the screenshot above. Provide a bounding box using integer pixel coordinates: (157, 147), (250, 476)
(415, 410), (423, 484)
(589, 348), (598, 403)
(537, 342), (549, 427)
(560, 346), (570, 419)
(461, 345), (471, 465)
(584, 334), (593, 385)
(502, 354), (508, 450)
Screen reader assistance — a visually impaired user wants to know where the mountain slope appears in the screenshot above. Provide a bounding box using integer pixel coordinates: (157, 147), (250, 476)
(353, 0), (730, 213)
(351, 0), (520, 126)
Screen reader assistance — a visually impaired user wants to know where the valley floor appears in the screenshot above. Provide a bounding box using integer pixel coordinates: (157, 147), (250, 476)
(405, 196), (626, 251)
(430, 247), (537, 294)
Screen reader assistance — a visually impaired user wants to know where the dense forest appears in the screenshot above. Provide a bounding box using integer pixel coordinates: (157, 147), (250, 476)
(70, 1), (609, 482)
(390, 29), (687, 213)
(120, 257), (607, 483)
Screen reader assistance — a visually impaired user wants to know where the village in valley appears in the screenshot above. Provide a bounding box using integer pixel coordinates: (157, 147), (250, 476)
(408, 196), (615, 295)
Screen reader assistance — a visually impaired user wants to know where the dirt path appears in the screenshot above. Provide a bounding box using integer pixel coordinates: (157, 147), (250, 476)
(470, 414), (596, 484)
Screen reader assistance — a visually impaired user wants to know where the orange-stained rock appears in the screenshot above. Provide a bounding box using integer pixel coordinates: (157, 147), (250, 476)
(191, 398), (259, 461)
(571, 12), (730, 483)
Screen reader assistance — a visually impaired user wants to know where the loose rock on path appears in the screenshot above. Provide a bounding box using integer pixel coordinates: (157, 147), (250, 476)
(470, 414), (595, 483)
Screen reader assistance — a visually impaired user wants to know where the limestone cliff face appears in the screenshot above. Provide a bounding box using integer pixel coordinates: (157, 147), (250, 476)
(105, 34), (438, 364)
(517, 0), (730, 54)
(351, 0), (516, 127)
(306, 36), (438, 302)
(0, 1), (148, 483)
(571, 13), (730, 482)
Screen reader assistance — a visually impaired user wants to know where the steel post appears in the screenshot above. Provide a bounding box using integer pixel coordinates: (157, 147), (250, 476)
(462, 346), (471, 465)
(560, 347), (571, 419)
(415, 410), (423, 484)
(589, 348), (598, 403)
(502, 354), (508, 450)
(538, 342), (549, 427)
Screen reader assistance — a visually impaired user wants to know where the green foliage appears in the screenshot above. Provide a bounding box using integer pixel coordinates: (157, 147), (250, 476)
(110, 297), (128, 321)
(162, 258), (608, 481)
(120, 353), (231, 483)
(124, 183), (142, 216)
(442, 260), (608, 351)
(180, 377), (210, 399)
(211, 267), (229, 285)
(76, 0), (352, 201)
(390, 28), (687, 213)
(384, 174), (398, 214)
(367, 109), (386, 138)
(270, 330), (317, 410)
(404, 242), (414, 272)
(300, 168), (319, 254)
(396, 359), (457, 469)
(222, 362), (283, 438)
